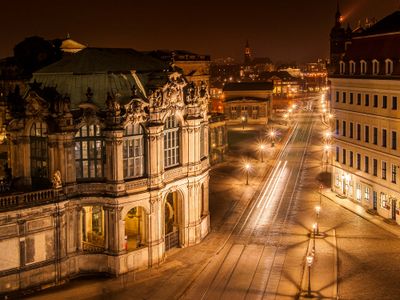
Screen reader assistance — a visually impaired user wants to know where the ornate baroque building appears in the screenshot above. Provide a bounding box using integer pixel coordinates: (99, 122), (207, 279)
(0, 48), (210, 293)
(329, 7), (400, 224)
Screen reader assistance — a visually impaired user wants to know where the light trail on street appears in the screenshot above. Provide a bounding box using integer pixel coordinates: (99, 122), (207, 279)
(182, 108), (316, 300)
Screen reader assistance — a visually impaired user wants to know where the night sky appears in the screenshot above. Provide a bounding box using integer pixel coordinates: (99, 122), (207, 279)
(0, 0), (398, 63)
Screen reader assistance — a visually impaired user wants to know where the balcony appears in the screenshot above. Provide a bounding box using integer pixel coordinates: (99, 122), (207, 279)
(0, 188), (60, 211)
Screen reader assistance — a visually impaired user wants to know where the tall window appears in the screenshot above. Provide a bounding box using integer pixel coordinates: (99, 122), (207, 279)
(335, 146), (339, 162)
(350, 93), (354, 104)
(164, 116), (180, 168)
(349, 151), (354, 167)
(382, 161), (387, 180)
(342, 121), (346, 136)
(342, 92), (346, 103)
(393, 96), (398, 110)
(364, 126), (369, 143)
(357, 153), (361, 170)
(373, 159), (378, 176)
(357, 124), (361, 141)
(392, 164), (397, 184)
(349, 122), (354, 138)
(123, 123), (145, 179)
(357, 93), (361, 105)
(382, 96), (387, 108)
(372, 59), (379, 75)
(392, 131), (397, 150)
(373, 127), (378, 145)
(339, 61), (345, 74)
(30, 122), (48, 180)
(382, 129), (387, 147)
(360, 60), (367, 75)
(373, 95), (378, 107)
(75, 124), (105, 179)
(365, 156), (369, 173)
(349, 60), (355, 75)
(365, 94), (369, 106)
(342, 149), (346, 164)
(385, 59), (393, 75)
(336, 91), (339, 102)
(336, 120), (339, 135)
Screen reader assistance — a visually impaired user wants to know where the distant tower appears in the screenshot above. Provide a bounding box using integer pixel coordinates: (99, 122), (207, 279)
(329, 0), (346, 73)
(244, 39), (252, 65)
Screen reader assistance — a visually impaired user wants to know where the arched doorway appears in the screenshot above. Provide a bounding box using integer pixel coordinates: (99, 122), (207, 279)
(124, 207), (146, 251)
(165, 191), (180, 250)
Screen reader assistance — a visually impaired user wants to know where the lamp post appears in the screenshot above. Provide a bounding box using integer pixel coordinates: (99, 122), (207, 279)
(241, 116), (245, 129)
(269, 128), (276, 147)
(245, 163), (250, 185)
(312, 223), (317, 252)
(324, 144), (331, 172)
(259, 144), (265, 162)
(315, 206), (320, 235)
(319, 184), (323, 207)
(306, 254), (314, 297)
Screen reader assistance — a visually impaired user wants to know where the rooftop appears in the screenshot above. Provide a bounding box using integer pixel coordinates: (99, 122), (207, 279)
(223, 81), (273, 92)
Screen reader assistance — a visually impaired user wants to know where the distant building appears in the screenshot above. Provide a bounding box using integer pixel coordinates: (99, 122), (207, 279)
(329, 7), (400, 224)
(222, 82), (273, 125)
(208, 113), (228, 164)
(302, 59), (327, 93)
(0, 47), (210, 293)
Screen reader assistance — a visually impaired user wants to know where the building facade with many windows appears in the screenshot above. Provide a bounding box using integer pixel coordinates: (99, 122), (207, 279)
(329, 9), (400, 223)
(0, 48), (210, 293)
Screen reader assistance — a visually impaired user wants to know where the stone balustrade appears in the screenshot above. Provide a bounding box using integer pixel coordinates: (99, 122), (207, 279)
(0, 188), (58, 211)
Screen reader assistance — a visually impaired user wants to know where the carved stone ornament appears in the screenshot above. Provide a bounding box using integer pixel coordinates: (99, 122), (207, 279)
(52, 170), (62, 189)
(25, 91), (49, 117)
(53, 95), (71, 116)
(106, 92), (121, 117)
(124, 99), (148, 124)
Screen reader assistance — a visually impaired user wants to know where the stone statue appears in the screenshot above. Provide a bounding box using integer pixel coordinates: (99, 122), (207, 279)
(52, 170), (62, 189)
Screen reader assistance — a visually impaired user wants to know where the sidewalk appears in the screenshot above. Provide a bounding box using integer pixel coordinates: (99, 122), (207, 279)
(321, 188), (400, 238)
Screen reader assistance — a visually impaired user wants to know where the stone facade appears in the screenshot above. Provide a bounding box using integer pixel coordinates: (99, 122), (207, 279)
(329, 9), (400, 224)
(0, 48), (210, 294)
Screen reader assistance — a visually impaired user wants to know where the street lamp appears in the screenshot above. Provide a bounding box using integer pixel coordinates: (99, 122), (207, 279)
(306, 254), (314, 297)
(268, 128), (276, 147)
(241, 116), (245, 129)
(312, 223), (317, 252)
(245, 163), (251, 185)
(323, 144), (331, 172)
(315, 206), (320, 235)
(259, 144), (265, 162)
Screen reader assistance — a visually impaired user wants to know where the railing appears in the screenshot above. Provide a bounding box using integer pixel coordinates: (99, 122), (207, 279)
(82, 241), (105, 253)
(0, 188), (58, 210)
(165, 231), (179, 251)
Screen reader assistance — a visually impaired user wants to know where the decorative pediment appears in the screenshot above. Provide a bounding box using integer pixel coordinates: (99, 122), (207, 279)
(124, 98), (149, 124)
(25, 91), (49, 117)
(149, 73), (186, 113)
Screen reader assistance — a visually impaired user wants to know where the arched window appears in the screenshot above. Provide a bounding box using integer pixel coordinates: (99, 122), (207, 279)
(372, 59), (380, 75)
(339, 61), (345, 74)
(123, 123), (145, 179)
(164, 116), (180, 168)
(385, 59), (393, 75)
(349, 60), (355, 75)
(30, 121), (48, 181)
(360, 60), (367, 75)
(75, 124), (105, 180)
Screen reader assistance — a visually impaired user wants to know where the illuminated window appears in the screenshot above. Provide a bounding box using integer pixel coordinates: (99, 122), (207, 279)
(372, 59), (380, 75)
(381, 193), (387, 209)
(349, 60), (355, 75)
(30, 122), (48, 181)
(164, 115), (180, 168)
(360, 60), (367, 75)
(356, 183), (361, 201)
(75, 124), (105, 180)
(123, 123), (145, 179)
(339, 61), (345, 74)
(385, 59), (393, 75)
(365, 187), (370, 201)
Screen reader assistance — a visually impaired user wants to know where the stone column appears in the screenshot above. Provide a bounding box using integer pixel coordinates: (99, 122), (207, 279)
(106, 206), (125, 254)
(147, 124), (164, 189)
(104, 130), (125, 194)
(147, 193), (164, 267)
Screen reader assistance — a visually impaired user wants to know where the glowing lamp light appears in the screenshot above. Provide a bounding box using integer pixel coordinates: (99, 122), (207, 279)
(315, 206), (321, 214)
(324, 144), (331, 151)
(306, 254), (314, 266)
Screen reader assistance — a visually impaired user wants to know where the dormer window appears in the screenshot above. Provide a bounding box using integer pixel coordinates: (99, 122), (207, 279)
(360, 60), (367, 75)
(349, 60), (355, 75)
(339, 61), (345, 75)
(372, 59), (380, 75)
(385, 59), (393, 75)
